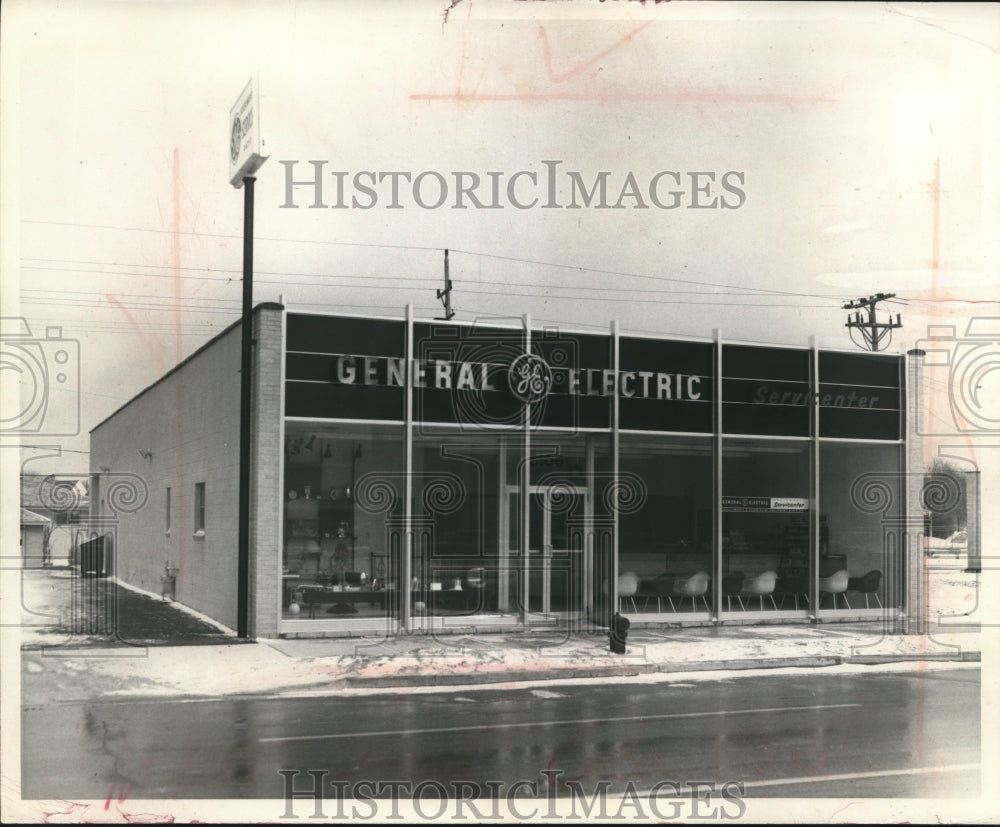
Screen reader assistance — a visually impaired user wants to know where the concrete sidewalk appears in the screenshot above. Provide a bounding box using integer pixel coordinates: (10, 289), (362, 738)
(17, 568), (982, 703)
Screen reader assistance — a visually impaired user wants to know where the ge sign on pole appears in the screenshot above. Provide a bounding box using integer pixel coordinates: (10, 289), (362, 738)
(229, 76), (268, 188)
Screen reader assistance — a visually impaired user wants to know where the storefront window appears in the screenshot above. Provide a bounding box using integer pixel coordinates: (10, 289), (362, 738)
(617, 436), (713, 614)
(819, 442), (902, 611)
(280, 313), (906, 630)
(408, 429), (612, 625)
(282, 423), (403, 621)
(722, 439), (811, 612)
(411, 428), (510, 619)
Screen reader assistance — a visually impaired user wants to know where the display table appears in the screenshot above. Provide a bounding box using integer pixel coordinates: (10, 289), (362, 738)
(296, 586), (387, 618)
(294, 585), (478, 617)
(418, 587), (478, 613)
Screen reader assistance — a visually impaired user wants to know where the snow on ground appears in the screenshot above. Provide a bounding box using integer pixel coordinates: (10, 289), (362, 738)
(15, 566), (985, 702)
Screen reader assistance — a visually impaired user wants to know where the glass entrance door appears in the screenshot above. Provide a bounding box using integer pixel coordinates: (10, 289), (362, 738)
(507, 485), (588, 618)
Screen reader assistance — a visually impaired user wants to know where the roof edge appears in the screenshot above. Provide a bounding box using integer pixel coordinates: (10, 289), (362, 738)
(89, 302), (284, 435)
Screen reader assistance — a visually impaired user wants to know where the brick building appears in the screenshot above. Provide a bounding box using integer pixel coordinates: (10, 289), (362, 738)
(90, 303), (925, 639)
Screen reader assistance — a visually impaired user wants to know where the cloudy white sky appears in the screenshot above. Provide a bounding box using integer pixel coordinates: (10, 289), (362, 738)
(2, 0), (998, 476)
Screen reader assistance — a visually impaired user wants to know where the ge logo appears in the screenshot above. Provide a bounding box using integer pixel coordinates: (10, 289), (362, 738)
(508, 354), (553, 403)
(230, 117), (242, 164)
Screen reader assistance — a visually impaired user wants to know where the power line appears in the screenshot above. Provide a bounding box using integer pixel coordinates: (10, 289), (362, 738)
(18, 264), (833, 300)
(20, 298), (244, 316)
(20, 276), (836, 311)
(448, 246), (844, 300)
(23, 304), (446, 329)
(20, 291), (833, 312)
(20, 219), (848, 300)
(907, 297), (1000, 305)
(21, 257), (842, 302)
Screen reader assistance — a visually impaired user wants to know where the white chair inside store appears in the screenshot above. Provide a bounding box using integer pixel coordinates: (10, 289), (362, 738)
(618, 572), (640, 613)
(669, 571), (710, 612)
(818, 569), (851, 609)
(738, 570), (778, 611)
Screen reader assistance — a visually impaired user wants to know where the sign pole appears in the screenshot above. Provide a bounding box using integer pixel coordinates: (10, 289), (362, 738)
(237, 176), (255, 639)
(230, 75), (266, 640)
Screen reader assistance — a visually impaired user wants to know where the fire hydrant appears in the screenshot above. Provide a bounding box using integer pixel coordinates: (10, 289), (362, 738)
(610, 612), (630, 654)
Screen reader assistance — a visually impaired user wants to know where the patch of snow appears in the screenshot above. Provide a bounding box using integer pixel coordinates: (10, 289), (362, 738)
(530, 688), (566, 698)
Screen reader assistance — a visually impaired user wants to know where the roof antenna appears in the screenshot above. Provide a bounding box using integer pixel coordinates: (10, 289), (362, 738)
(436, 249), (455, 320)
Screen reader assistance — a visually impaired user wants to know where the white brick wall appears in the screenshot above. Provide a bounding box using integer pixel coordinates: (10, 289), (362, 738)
(250, 305), (284, 637)
(905, 349), (927, 634)
(90, 305), (284, 633)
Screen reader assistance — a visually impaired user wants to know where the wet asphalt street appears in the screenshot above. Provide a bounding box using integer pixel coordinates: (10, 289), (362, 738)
(22, 667), (979, 803)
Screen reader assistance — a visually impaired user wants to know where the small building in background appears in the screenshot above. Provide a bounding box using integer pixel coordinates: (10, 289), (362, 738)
(20, 508), (51, 568)
(20, 473), (89, 566)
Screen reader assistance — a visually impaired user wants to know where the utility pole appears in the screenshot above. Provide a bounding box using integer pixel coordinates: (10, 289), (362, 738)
(842, 293), (903, 352)
(436, 249), (455, 320)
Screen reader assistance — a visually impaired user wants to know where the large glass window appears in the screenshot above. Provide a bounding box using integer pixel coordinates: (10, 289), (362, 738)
(282, 423), (403, 621)
(722, 439), (811, 612)
(618, 436), (713, 614)
(819, 442), (903, 611)
(407, 429), (610, 625)
(411, 429), (507, 619)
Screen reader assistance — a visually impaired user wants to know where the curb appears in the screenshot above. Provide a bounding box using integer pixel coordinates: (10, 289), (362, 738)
(843, 651), (980, 665)
(21, 651), (981, 704)
(339, 651), (979, 689)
